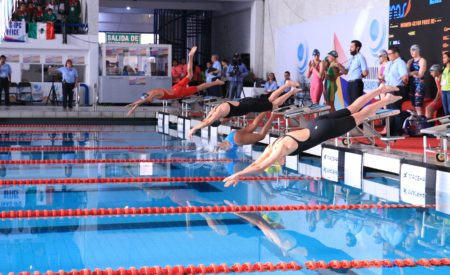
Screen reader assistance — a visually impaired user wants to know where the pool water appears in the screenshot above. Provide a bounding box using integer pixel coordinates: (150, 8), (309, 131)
(0, 125), (449, 275)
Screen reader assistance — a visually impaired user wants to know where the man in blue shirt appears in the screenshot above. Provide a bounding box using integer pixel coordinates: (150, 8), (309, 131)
(57, 59), (79, 110)
(0, 55), (12, 106)
(344, 40), (368, 105)
(383, 45), (408, 135)
(226, 52), (248, 99)
(206, 54), (222, 97)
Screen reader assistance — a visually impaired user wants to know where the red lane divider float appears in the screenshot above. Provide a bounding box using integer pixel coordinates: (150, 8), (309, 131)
(0, 158), (251, 165)
(0, 124), (142, 128)
(0, 145), (197, 152)
(0, 129), (155, 134)
(0, 137), (162, 142)
(0, 203), (433, 220)
(0, 175), (319, 186)
(7, 258), (450, 275)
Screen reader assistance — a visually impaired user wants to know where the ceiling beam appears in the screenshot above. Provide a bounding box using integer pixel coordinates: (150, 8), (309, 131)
(100, 0), (224, 11)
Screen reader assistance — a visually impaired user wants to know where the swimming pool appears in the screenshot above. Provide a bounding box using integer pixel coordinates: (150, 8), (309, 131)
(0, 124), (449, 275)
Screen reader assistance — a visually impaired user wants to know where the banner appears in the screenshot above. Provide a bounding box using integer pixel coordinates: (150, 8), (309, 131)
(321, 147), (340, 182)
(106, 33), (141, 44)
(276, 7), (388, 109)
(400, 161), (436, 205)
(3, 20), (27, 42)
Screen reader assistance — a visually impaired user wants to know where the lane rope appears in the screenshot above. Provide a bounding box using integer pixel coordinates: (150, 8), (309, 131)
(0, 145), (197, 152)
(0, 203), (433, 220)
(0, 158), (251, 165)
(0, 137), (163, 142)
(0, 124), (147, 128)
(7, 258), (450, 275)
(0, 130), (156, 134)
(0, 175), (319, 186)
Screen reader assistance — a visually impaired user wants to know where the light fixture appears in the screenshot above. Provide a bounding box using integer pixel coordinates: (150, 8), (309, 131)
(126, 6), (131, 10)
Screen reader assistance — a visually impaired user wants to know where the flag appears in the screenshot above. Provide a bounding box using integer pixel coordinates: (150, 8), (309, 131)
(28, 22), (55, 40)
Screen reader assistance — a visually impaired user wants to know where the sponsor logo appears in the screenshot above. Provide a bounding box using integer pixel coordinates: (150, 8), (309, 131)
(389, 0), (412, 20)
(402, 171), (425, 182)
(297, 42), (309, 75)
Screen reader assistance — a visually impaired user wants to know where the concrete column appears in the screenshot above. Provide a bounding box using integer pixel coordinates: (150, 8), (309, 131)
(250, 0), (264, 78)
(86, 0), (99, 35)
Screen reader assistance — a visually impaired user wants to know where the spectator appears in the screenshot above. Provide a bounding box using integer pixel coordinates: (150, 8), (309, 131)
(171, 60), (183, 84)
(192, 61), (202, 84)
(425, 64), (443, 119)
(282, 71), (291, 92)
(325, 50), (345, 112)
(46, 0), (56, 11)
(0, 55), (12, 106)
(180, 57), (187, 77)
(307, 49), (325, 104)
(57, 59), (78, 110)
(226, 52), (248, 99)
(406, 44), (427, 116)
(33, 5), (45, 22)
(344, 40), (368, 106)
(441, 51), (450, 116)
(43, 8), (57, 23)
(264, 72), (278, 94)
(26, 2), (36, 22)
(384, 46), (408, 135)
(13, 4), (28, 21)
(377, 49), (389, 85)
(221, 59), (229, 97)
(206, 54), (222, 97)
(67, 0), (81, 34)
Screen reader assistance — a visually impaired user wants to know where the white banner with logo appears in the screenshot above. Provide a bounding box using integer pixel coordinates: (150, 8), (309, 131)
(321, 147), (339, 182)
(400, 163), (427, 205)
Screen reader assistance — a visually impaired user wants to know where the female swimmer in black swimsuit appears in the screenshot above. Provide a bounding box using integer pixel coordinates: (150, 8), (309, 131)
(223, 85), (402, 187)
(188, 80), (301, 138)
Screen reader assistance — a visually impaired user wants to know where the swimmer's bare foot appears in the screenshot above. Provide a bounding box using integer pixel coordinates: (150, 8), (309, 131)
(385, 93), (402, 104)
(285, 80), (300, 87)
(214, 79), (225, 86)
(189, 46), (197, 57)
(379, 84), (399, 94)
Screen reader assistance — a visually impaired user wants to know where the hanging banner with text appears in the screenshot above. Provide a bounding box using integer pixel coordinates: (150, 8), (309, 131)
(2, 20), (27, 42)
(106, 33), (141, 44)
(400, 160), (437, 206)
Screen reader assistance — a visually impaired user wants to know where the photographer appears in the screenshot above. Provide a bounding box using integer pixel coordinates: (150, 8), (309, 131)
(226, 52), (248, 99)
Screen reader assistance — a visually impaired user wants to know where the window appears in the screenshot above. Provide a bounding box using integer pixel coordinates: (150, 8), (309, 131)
(21, 64), (42, 82)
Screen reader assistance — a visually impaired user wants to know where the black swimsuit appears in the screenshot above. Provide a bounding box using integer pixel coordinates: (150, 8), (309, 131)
(276, 108), (357, 156)
(224, 97), (273, 118)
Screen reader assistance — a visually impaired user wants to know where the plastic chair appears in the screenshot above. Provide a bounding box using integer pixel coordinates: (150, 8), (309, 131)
(8, 82), (18, 104)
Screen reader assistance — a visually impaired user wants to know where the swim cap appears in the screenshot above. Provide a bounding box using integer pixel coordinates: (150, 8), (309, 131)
(328, 50), (338, 58)
(262, 212), (283, 227)
(264, 161), (282, 174)
(429, 64), (441, 72)
(378, 49), (388, 57)
(312, 49), (320, 56)
(410, 44), (420, 52)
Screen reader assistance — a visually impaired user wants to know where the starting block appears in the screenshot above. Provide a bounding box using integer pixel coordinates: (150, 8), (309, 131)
(340, 109), (404, 150)
(273, 104), (331, 132)
(421, 115), (450, 162)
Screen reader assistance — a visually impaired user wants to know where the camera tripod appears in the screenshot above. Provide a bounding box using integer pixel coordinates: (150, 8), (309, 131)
(46, 81), (58, 105)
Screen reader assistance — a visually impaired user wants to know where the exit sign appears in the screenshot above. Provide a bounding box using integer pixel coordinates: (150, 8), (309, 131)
(106, 33), (141, 44)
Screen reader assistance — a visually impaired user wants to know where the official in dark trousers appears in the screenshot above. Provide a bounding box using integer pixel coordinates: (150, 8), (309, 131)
(0, 55), (12, 106)
(344, 40), (368, 105)
(57, 59), (78, 110)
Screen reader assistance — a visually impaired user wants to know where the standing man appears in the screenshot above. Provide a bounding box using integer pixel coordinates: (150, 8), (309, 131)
(0, 55), (12, 106)
(57, 59), (78, 110)
(384, 46), (408, 135)
(345, 40), (368, 105)
(206, 54), (222, 97)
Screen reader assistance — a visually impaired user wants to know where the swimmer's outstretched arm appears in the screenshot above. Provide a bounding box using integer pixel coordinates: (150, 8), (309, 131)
(187, 104), (226, 138)
(223, 144), (288, 187)
(126, 89), (164, 116)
